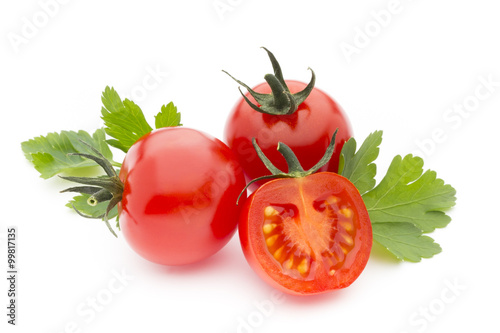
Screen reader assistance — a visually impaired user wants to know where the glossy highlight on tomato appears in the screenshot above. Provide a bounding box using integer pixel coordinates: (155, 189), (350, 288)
(118, 127), (247, 266)
(239, 172), (372, 295)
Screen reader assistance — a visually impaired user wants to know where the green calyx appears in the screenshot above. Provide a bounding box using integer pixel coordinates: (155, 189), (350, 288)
(237, 129), (338, 204)
(59, 140), (124, 237)
(223, 47), (316, 116)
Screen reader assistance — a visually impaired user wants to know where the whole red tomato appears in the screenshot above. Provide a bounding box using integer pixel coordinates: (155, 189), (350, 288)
(118, 127), (246, 265)
(224, 48), (352, 189)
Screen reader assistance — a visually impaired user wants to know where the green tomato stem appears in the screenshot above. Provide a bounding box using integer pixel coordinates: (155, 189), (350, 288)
(223, 47), (316, 116)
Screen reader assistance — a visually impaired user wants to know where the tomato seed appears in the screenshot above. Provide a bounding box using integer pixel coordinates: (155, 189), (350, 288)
(284, 256), (294, 269)
(326, 195), (339, 205)
(340, 233), (354, 246)
(340, 208), (353, 218)
(263, 223), (277, 234)
(339, 220), (353, 232)
(264, 206), (279, 217)
(266, 234), (279, 247)
(274, 245), (285, 260)
(297, 258), (310, 275)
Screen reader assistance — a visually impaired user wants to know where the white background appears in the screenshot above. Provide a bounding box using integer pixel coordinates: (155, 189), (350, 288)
(1, 0), (500, 332)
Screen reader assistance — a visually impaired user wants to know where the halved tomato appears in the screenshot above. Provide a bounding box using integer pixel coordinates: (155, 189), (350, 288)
(239, 172), (372, 295)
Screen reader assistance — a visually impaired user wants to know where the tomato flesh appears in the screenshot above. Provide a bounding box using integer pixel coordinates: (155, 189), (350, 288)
(239, 172), (372, 295)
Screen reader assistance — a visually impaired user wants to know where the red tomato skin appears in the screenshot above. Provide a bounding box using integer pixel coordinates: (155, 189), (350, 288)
(118, 127), (247, 266)
(225, 81), (353, 188)
(239, 173), (372, 295)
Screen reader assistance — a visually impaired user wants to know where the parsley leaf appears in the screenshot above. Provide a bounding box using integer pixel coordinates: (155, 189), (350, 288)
(339, 131), (382, 194)
(372, 222), (442, 262)
(21, 129), (114, 179)
(155, 102), (182, 128)
(363, 154), (456, 233)
(101, 86), (153, 153)
(339, 132), (457, 262)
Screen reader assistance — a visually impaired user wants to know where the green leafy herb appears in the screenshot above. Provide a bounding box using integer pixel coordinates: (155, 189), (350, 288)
(338, 130), (382, 195)
(21, 129), (115, 179)
(371, 222), (441, 262)
(101, 86), (153, 153)
(101, 86), (181, 153)
(362, 155), (456, 233)
(340, 131), (456, 262)
(155, 102), (182, 128)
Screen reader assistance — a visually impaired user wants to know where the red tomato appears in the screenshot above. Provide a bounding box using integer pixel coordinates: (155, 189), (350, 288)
(225, 81), (352, 189)
(118, 127), (247, 266)
(239, 172), (372, 295)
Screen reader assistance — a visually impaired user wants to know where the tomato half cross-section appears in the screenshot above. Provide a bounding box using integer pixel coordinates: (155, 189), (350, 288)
(224, 48), (353, 190)
(238, 131), (372, 295)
